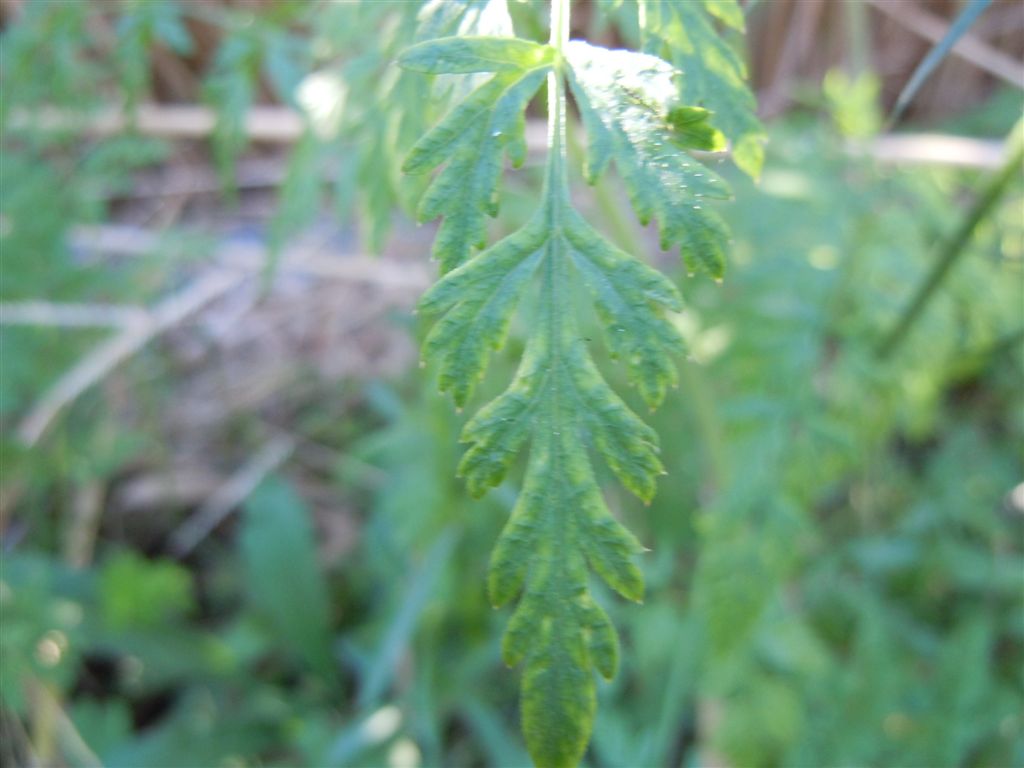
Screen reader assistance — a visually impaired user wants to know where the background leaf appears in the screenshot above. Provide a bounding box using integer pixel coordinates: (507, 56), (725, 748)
(240, 476), (335, 678)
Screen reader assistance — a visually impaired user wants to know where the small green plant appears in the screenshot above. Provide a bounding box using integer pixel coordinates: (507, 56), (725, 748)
(400, 1), (762, 763)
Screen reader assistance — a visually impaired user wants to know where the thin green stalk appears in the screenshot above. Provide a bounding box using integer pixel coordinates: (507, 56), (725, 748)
(843, 0), (870, 77)
(540, 0), (572, 638)
(879, 142), (1023, 357)
(545, 0), (570, 202)
(540, 0), (570, 419)
(887, 0), (993, 127)
(679, 360), (729, 495)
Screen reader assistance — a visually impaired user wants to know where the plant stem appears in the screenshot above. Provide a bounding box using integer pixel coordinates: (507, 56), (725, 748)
(878, 140), (1023, 357)
(547, 0), (570, 199)
(550, 0), (570, 48)
(844, 0), (870, 77)
(543, 0), (572, 553)
(541, 0), (571, 391)
(541, 0), (571, 546)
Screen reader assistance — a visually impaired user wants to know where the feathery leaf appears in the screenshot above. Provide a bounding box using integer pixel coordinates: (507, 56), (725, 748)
(565, 41), (732, 279)
(401, 36), (552, 272)
(400, 35), (553, 73)
(400, 3), (751, 763)
(637, 0), (766, 179)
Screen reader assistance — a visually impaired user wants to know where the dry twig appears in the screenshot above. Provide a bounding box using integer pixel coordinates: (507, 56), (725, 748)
(854, 133), (1007, 169)
(71, 224), (432, 290)
(0, 301), (147, 329)
(64, 483), (104, 569)
(16, 268), (246, 446)
(11, 104), (305, 143)
(168, 433), (296, 556)
(12, 101), (1011, 170)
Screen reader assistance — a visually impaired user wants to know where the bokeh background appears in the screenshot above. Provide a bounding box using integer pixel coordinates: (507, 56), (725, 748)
(1, 1), (1022, 766)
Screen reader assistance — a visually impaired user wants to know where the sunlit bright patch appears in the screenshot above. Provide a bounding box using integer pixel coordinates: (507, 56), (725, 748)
(35, 630), (68, 667)
(808, 245), (840, 270)
(362, 705), (402, 742)
(297, 71), (347, 139)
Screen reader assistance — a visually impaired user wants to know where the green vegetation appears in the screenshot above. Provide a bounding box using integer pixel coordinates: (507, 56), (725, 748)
(1, 1), (1022, 767)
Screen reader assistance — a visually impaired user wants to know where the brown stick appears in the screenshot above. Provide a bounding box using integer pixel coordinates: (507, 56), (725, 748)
(15, 226), (432, 447)
(853, 132), (1007, 169)
(167, 433), (296, 557)
(11, 104), (305, 143)
(16, 267), (246, 446)
(11, 103), (1010, 169)
(0, 301), (148, 329)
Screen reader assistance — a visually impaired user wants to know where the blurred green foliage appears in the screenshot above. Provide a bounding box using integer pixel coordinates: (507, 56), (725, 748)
(1, 1), (1022, 767)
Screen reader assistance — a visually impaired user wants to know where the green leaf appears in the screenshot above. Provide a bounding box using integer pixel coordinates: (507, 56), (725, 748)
(69, 699), (133, 764)
(638, 0), (766, 179)
(491, 409), (641, 767)
(565, 41), (733, 279)
(269, 129), (323, 262)
(399, 35), (553, 73)
(421, 206), (663, 765)
(419, 217), (546, 406)
(99, 551), (194, 630)
(326, 0), (521, 255)
(357, 530), (457, 708)
(263, 30), (310, 107)
(667, 106), (728, 151)
(563, 208), (685, 407)
(152, 4), (193, 55)
(416, 0), (516, 42)
(115, 1), (193, 108)
(400, 52), (550, 272)
(402, 3), (745, 763)
(202, 32), (260, 191)
(240, 476), (334, 678)
(703, 0), (745, 31)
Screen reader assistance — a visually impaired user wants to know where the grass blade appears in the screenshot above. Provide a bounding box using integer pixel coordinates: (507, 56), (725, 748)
(357, 529), (457, 709)
(240, 477), (335, 677)
(879, 137), (1023, 357)
(888, 0), (993, 125)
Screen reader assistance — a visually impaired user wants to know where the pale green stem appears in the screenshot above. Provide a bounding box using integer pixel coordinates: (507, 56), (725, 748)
(539, 3), (573, 566)
(549, 0), (570, 60)
(879, 141), (1024, 358)
(541, 0), (571, 439)
(542, 0), (571, 380)
(843, 0), (870, 77)
(546, 0), (570, 202)
(679, 360), (728, 495)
